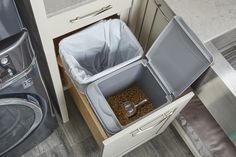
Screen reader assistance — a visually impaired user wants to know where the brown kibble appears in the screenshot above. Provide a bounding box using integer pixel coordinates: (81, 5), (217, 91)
(106, 85), (154, 126)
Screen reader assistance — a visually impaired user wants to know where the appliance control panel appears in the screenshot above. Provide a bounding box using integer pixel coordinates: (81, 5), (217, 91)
(0, 55), (16, 83)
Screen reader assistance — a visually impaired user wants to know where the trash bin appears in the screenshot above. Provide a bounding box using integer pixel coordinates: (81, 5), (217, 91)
(85, 16), (213, 134)
(59, 19), (143, 92)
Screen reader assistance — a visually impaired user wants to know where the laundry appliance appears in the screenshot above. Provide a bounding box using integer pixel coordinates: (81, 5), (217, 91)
(0, 0), (58, 156)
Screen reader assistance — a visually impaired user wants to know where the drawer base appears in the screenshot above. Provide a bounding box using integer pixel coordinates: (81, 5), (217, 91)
(68, 78), (108, 147)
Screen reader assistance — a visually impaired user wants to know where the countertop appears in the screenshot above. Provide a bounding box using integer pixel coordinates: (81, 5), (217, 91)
(164, 0), (236, 43)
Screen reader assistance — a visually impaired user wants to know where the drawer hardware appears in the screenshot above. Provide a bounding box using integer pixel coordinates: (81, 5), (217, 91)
(131, 115), (167, 136)
(165, 110), (174, 117)
(69, 5), (112, 23)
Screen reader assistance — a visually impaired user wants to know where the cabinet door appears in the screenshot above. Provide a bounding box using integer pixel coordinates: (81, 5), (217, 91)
(127, 0), (149, 37)
(139, 0), (174, 52)
(102, 92), (194, 157)
(145, 10), (169, 50)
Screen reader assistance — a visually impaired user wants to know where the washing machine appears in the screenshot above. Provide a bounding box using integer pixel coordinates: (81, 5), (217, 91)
(0, 0), (58, 156)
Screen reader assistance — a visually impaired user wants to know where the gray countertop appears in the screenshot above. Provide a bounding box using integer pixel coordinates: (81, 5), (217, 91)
(164, 0), (236, 43)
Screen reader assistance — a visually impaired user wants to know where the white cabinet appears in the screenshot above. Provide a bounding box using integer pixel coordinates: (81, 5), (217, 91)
(25, 0), (132, 122)
(102, 92), (194, 157)
(19, 0), (196, 156)
(66, 74), (194, 157)
(127, 0), (149, 36)
(47, 0), (196, 155)
(138, 0), (175, 52)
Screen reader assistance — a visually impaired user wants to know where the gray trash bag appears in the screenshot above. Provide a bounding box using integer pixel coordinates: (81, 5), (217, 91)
(59, 19), (143, 92)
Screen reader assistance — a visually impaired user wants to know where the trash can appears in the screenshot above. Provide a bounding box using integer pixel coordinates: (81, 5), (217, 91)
(59, 19), (143, 92)
(85, 16), (213, 134)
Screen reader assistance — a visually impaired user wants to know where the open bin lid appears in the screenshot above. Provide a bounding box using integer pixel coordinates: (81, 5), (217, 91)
(146, 16), (213, 98)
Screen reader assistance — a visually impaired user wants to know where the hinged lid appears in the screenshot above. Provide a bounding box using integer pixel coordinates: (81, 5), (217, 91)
(146, 16), (213, 98)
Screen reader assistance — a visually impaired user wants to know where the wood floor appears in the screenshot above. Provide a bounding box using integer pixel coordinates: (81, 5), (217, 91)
(21, 91), (193, 157)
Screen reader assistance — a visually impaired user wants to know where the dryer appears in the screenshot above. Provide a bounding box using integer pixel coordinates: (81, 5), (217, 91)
(0, 30), (58, 157)
(0, 0), (58, 156)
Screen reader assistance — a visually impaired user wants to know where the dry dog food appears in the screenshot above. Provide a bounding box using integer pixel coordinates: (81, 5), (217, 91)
(106, 86), (154, 125)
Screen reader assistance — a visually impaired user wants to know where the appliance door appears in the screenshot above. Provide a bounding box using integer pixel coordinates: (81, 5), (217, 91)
(0, 31), (35, 90)
(0, 0), (23, 41)
(0, 94), (43, 156)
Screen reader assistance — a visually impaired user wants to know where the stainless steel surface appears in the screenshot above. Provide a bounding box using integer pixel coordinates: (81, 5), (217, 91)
(192, 27), (236, 146)
(123, 98), (149, 117)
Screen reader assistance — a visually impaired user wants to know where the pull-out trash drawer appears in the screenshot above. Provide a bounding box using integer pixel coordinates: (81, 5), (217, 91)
(61, 16), (212, 156)
(86, 16), (213, 135)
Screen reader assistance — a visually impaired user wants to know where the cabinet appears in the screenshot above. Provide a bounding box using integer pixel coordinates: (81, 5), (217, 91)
(127, 0), (148, 37)
(138, 0), (175, 52)
(57, 54), (193, 157)
(101, 94), (193, 157)
(17, 0), (195, 156)
(62, 65), (194, 156)
(17, 0), (132, 122)
(54, 6), (196, 153)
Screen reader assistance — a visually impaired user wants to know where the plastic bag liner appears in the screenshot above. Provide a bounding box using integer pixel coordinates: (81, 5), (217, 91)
(59, 19), (143, 92)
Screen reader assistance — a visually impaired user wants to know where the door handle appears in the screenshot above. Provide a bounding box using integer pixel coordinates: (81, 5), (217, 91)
(165, 110), (174, 117)
(69, 5), (112, 23)
(131, 109), (176, 137)
(131, 115), (167, 136)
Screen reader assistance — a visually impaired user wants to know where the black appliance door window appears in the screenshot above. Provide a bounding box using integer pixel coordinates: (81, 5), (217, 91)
(0, 98), (43, 156)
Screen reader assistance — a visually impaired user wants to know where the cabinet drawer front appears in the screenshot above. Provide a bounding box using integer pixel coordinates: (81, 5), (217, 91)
(102, 92), (194, 157)
(47, 0), (132, 38)
(130, 114), (167, 137)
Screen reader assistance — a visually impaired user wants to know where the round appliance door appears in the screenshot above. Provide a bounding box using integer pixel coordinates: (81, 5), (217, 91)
(0, 98), (43, 156)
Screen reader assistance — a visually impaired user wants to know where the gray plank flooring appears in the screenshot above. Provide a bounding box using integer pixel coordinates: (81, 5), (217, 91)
(22, 91), (193, 157)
